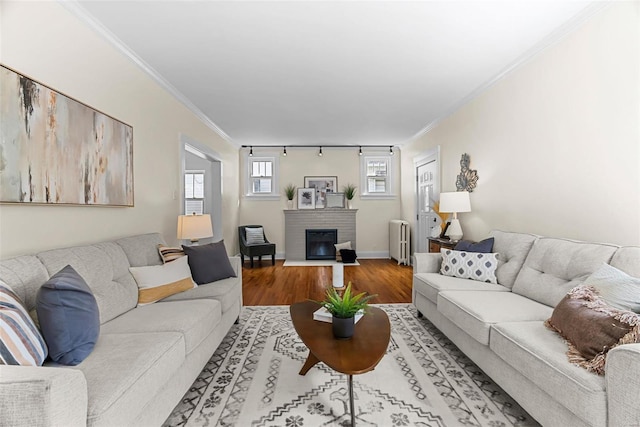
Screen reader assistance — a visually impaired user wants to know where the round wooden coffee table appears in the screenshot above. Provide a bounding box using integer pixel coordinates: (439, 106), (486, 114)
(290, 301), (390, 426)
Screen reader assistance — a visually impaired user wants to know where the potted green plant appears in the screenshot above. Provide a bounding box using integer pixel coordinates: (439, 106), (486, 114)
(284, 184), (296, 209)
(317, 282), (377, 339)
(342, 183), (357, 209)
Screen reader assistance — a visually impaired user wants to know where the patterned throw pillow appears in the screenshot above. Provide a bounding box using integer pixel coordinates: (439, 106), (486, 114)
(440, 249), (499, 284)
(545, 285), (640, 375)
(246, 227), (265, 245)
(130, 256), (196, 306)
(1, 280), (48, 366)
(158, 244), (185, 263)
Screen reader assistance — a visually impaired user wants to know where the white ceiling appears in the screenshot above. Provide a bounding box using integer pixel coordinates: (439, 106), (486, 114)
(72, 1), (598, 147)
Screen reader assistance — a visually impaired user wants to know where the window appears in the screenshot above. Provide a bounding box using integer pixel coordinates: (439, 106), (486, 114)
(245, 154), (280, 199)
(185, 171), (204, 214)
(360, 155), (395, 198)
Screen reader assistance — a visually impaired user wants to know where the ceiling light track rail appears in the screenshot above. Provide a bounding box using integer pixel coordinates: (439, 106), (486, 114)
(243, 145), (395, 157)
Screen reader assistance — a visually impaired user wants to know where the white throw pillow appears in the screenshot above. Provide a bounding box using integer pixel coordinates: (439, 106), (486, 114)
(246, 227), (265, 244)
(129, 256), (196, 306)
(585, 263), (640, 313)
(334, 241), (352, 262)
(440, 249), (499, 284)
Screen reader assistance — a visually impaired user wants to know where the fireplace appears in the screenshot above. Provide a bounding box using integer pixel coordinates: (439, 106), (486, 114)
(306, 229), (338, 260)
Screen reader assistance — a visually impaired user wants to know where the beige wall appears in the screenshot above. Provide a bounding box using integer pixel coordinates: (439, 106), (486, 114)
(239, 148), (402, 257)
(401, 2), (640, 248)
(0, 1), (240, 258)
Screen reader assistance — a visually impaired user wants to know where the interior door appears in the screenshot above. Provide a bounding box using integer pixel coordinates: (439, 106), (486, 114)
(415, 150), (440, 253)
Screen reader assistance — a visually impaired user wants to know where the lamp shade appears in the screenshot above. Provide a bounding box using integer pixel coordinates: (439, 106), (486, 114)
(439, 191), (471, 213)
(177, 214), (213, 242)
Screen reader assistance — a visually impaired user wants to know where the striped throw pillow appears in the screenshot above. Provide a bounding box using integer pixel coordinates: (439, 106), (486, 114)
(129, 256), (197, 306)
(158, 244), (185, 263)
(0, 280), (48, 366)
(246, 227), (265, 244)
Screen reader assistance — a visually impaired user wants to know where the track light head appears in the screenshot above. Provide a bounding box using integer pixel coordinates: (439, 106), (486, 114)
(283, 146), (287, 156)
(359, 146), (363, 156)
(249, 146), (253, 157)
(318, 146), (323, 157)
(389, 146), (394, 155)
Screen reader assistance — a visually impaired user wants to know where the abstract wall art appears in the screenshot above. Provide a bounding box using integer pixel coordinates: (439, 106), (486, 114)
(455, 153), (478, 193)
(0, 65), (134, 206)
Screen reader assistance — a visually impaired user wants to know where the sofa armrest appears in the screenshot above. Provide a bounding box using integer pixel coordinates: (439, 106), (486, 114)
(412, 252), (442, 274)
(0, 365), (88, 426)
(606, 343), (640, 426)
(229, 256), (242, 278)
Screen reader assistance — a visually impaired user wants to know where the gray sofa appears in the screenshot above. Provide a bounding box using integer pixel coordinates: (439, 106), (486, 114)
(413, 230), (640, 427)
(0, 233), (243, 427)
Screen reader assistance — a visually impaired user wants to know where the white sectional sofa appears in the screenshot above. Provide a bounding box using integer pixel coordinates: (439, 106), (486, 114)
(0, 233), (242, 426)
(412, 230), (640, 427)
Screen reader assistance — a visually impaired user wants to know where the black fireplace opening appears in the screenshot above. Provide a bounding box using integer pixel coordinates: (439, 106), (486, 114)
(306, 229), (338, 260)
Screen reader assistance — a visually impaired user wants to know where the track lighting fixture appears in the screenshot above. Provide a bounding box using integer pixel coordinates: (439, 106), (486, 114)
(359, 146), (363, 156)
(389, 146), (394, 155)
(283, 146), (287, 156)
(249, 146), (253, 157)
(318, 146), (323, 157)
(240, 145), (395, 156)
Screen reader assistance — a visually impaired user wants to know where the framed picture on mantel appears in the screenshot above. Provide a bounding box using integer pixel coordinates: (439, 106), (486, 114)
(298, 188), (316, 209)
(304, 176), (337, 209)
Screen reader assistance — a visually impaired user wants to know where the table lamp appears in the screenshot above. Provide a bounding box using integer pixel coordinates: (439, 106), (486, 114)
(177, 213), (213, 245)
(438, 191), (471, 242)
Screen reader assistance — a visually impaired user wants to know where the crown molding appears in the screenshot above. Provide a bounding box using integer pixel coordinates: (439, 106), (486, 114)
(404, 1), (611, 146)
(61, 1), (237, 148)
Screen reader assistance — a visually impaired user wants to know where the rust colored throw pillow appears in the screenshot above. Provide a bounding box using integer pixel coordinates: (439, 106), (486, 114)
(545, 285), (640, 375)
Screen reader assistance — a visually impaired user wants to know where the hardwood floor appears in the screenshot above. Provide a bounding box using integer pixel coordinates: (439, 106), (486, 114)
(241, 259), (414, 305)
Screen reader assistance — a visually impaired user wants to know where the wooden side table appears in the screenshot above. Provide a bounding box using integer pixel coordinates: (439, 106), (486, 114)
(428, 237), (457, 253)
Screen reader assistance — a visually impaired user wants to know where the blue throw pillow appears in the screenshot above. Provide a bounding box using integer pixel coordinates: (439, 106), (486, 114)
(454, 237), (495, 253)
(36, 265), (100, 365)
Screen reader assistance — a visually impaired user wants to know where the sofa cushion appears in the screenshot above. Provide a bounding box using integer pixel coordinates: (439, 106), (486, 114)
(440, 249), (498, 283)
(71, 332), (185, 427)
(115, 233), (166, 267)
(584, 263), (640, 313)
(546, 285), (639, 375)
(512, 237), (617, 307)
(413, 273), (509, 304)
(36, 265), (100, 366)
(100, 299), (221, 354)
(0, 280), (48, 366)
(488, 230), (537, 289)
(437, 291), (553, 345)
(610, 246), (640, 280)
(182, 241), (236, 285)
(37, 243), (138, 324)
(161, 275), (242, 314)
(129, 256), (196, 307)
(0, 256), (49, 315)
(490, 321), (606, 427)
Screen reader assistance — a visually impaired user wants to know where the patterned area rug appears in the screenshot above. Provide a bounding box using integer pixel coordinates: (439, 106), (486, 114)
(164, 305), (539, 427)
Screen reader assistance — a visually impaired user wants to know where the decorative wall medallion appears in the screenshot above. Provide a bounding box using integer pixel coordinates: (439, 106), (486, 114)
(455, 153), (478, 192)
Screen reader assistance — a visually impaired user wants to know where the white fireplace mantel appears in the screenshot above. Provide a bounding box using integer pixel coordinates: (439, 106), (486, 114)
(284, 209), (357, 261)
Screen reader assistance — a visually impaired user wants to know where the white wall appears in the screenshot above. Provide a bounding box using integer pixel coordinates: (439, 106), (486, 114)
(0, 1), (240, 258)
(239, 148), (403, 257)
(401, 2), (640, 248)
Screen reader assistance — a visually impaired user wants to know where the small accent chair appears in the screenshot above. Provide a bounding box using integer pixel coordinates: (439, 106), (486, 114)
(238, 225), (276, 268)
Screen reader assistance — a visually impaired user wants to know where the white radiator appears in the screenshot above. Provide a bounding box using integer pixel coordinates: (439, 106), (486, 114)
(389, 220), (410, 265)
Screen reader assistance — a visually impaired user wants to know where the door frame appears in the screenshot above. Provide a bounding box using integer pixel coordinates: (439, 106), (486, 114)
(179, 133), (223, 241)
(414, 146), (440, 253)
